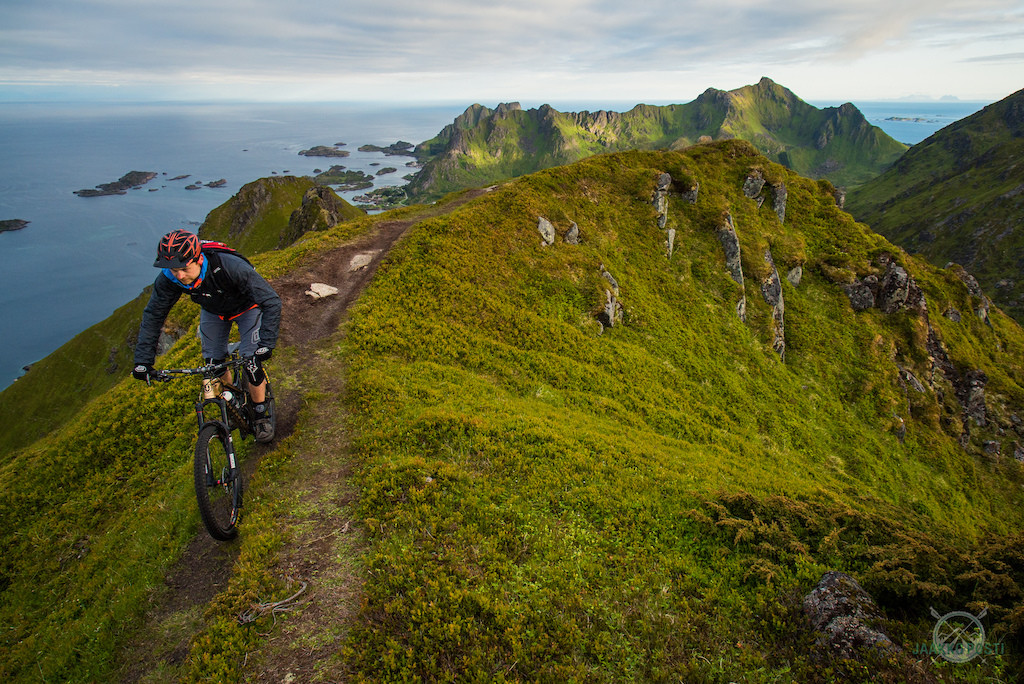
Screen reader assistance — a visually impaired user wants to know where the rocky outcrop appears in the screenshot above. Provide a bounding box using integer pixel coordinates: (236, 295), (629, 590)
(282, 185), (362, 248)
(947, 263), (992, 325)
(803, 571), (898, 660)
(842, 280), (875, 311)
(742, 169), (787, 223)
(926, 325), (990, 447)
(716, 213), (747, 321)
(840, 258), (926, 316)
(761, 248), (785, 360)
(537, 217), (556, 246)
(537, 216), (583, 246)
(786, 265), (803, 287)
(564, 222), (580, 245)
(597, 264), (624, 331)
(772, 183), (788, 223)
(650, 171), (698, 258)
(742, 171), (766, 199)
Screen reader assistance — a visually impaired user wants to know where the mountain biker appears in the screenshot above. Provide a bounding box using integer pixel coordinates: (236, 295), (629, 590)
(132, 229), (281, 443)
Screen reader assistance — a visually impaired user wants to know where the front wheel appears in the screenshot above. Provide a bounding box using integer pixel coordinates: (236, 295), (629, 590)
(194, 424), (241, 540)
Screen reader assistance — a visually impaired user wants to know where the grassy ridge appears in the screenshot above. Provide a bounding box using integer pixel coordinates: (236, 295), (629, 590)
(339, 144), (1024, 680)
(2, 142), (1023, 681)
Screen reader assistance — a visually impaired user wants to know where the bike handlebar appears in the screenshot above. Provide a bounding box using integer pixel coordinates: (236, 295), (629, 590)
(150, 357), (246, 384)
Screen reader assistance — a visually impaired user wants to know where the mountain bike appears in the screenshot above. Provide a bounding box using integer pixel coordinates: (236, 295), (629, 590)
(151, 348), (275, 540)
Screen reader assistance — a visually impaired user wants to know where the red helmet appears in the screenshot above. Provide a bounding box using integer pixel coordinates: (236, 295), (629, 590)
(154, 230), (201, 268)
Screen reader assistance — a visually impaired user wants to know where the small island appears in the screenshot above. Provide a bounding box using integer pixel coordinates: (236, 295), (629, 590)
(885, 116), (936, 123)
(376, 167), (398, 176)
(206, 179), (227, 188)
(1, 219), (29, 233)
(74, 171), (157, 197)
(353, 186), (407, 210)
(314, 166), (374, 190)
(299, 145), (351, 158)
(359, 141), (415, 156)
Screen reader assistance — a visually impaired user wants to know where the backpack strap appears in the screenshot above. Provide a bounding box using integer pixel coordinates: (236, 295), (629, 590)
(199, 240), (254, 268)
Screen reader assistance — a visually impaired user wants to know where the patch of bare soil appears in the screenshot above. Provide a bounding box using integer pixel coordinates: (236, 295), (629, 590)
(119, 189), (490, 683)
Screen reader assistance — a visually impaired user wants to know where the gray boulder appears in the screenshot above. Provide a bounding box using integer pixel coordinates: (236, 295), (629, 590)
(537, 217), (556, 246)
(842, 282), (875, 311)
(743, 171), (766, 199)
(565, 221), (580, 245)
(786, 265), (803, 287)
(803, 571), (898, 660)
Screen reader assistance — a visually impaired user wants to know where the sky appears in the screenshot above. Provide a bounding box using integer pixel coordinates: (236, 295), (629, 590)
(1, 0), (1022, 105)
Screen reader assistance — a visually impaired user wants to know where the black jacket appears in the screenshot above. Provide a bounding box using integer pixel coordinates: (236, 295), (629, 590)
(134, 249), (281, 365)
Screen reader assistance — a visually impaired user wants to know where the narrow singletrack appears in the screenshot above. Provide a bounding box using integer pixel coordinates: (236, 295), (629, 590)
(119, 188), (491, 683)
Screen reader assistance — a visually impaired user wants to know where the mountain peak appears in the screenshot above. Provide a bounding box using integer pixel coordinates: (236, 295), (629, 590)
(409, 79), (905, 200)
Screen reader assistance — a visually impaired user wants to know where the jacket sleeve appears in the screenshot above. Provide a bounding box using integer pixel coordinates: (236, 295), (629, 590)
(222, 255), (282, 349)
(134, 274), (183, 365)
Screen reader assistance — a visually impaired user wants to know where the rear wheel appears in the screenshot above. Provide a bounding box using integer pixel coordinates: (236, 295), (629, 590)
(194, 424), (241, 540)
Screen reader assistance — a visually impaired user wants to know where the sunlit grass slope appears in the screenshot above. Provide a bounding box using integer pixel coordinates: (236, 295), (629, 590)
(0, 214), (380, 682)
(341, 142), (1024, 680)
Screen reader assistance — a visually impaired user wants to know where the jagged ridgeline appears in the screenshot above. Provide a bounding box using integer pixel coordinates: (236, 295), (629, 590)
(847, 86), (1024, 325)
(2, 142), (1023, 681)
(407, 77), (907, 202)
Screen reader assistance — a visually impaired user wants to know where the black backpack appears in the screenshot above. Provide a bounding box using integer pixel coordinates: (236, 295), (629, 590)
(199, 240), (254, 268)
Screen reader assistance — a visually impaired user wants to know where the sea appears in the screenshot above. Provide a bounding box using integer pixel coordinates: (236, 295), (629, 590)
(0, 98), (989, 389)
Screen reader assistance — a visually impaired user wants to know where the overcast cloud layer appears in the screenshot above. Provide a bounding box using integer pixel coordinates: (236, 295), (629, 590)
(1, 0), (1022, 102)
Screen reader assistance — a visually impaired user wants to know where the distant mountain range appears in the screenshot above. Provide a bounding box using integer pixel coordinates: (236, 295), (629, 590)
(846, 87), (1024, 322)
(407, 77), (907, 201)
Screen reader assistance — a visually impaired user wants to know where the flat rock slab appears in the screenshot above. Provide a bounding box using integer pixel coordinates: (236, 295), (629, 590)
(305, 282), (339, 299)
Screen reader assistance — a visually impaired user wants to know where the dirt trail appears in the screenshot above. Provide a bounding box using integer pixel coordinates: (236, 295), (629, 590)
(119, 189), (489, 683)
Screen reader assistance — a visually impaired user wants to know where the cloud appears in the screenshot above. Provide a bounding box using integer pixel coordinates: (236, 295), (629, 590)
(0, 0), (1022, 100)
(961, 51), (1024, 63)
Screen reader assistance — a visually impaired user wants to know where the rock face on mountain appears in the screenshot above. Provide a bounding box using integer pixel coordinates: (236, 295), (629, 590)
(846, 86), (1024, 324)
(407, 77), (906, 201)
(280, 185), (364, 248)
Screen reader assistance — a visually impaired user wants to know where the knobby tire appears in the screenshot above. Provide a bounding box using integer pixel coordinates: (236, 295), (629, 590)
(194, 424), (241, 541)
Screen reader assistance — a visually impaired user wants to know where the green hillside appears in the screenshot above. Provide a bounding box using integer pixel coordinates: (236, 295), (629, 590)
(0, 177), (362, 463)
(199, 175), (363, 254)
(846, 87), (1024, 324)
(2, 142), (1023, 682)
(408, 77), (907, 201)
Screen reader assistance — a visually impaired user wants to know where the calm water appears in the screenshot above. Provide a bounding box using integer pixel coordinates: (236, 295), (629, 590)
(0, 102), (466, 388)
(0, 98), (990, 389)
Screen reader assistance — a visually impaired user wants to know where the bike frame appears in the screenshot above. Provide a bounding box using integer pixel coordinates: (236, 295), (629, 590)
(153, 353), (251, 523)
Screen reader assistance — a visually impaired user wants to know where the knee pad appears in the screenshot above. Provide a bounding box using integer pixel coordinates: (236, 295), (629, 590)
(244, 356), (266, 386)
